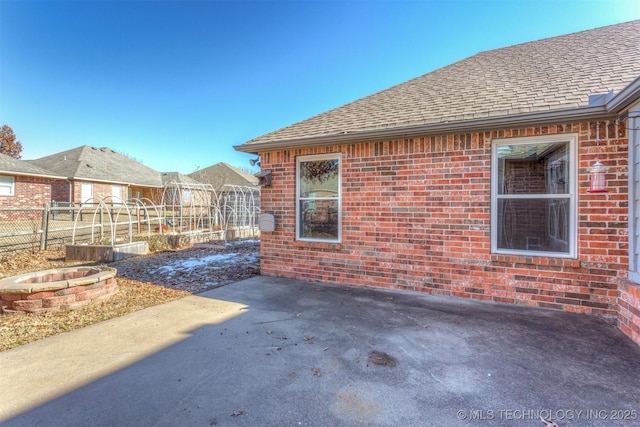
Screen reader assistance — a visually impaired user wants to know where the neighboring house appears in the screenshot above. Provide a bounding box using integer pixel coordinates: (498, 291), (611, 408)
(0, 153), (64, 214)
(27, 145), (164, 205)
(160, 172), (213, 207)
(235, 21), (640, 346)
(188, 162), (258, 192)
(189, 162), (260, 228)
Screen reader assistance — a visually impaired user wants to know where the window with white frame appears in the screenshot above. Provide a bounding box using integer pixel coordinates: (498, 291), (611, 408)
(491, 134), (576, 257)
(182, 189), (192, 203)
(112, 185), (123, 205)
(166, 189), (178, 204)
(81, 182), (93, 205)
(296, 154), (341, 242)
(0, 175), (15, 196)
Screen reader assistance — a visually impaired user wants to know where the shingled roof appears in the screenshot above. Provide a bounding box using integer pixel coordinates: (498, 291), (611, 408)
(236, 20), (640, 153)
(188, 162), (258, 192)
(0, 153), (63, 179)
(28, 145), (163, 187)
(161, 172), (209, 188)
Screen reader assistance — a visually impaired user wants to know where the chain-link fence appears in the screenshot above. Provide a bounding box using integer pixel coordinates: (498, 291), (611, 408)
(0, 207), (47, 254)
(0, 198), (260, 256)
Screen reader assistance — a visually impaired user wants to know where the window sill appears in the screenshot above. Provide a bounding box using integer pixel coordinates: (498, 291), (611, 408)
(293, 240), (342, 251)
(490, 254), (580, 268)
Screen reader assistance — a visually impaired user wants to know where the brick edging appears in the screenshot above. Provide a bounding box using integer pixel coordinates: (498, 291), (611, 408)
(0, 267), (118, 314)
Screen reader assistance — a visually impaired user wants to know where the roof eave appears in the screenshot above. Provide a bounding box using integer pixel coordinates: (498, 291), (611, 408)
(0, 171), (66, 180)
(234, 105), (615, 154)
(72, 177), (164, 187)
(607, 75), (640, 112)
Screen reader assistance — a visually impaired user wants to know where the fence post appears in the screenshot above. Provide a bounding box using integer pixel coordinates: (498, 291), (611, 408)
(40, 203), (49, 250)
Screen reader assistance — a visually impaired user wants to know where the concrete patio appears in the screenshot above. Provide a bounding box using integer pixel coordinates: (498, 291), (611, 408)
(1, 276), (639, 426)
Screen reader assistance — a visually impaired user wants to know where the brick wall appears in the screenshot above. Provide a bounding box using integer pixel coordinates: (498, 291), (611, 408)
(53, 181), (163, 205)
(257, 121), (632, 327)
(71, 181), (118, 203)
(131, 186), (161, 204)
(51, 180), (71, 203)
(0, 176), (54, 208)
(55, 181), (174, 206)
(618, 281), (640, 346)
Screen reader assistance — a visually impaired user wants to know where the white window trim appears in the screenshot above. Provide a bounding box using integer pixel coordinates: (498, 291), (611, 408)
(112, 184), (123, 205)
(182, 189), (192, 204)
(0, 175), (15, 196)
(296, 153), (342, 243)
(628, 103), (640, 283)
(81, 182), (93, 205)
(491, 134), (578, 258)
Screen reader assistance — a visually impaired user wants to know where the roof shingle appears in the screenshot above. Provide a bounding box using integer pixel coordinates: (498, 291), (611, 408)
(27, 145), (163, 187)
(161, 172), (208, 188)
(188, 162), (258, 191)
(0, 153), (63, 178)
(239, 20), (640, 148)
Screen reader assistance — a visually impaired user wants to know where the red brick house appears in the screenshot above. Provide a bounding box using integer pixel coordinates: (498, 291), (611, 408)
(161, 172), (214, 207)
(236, 20), (640, 346)
(28, 145), (165, 205)
(188, 162), (261, 213)
(188, 162), (259, 192)
(0, 153), (63, 217)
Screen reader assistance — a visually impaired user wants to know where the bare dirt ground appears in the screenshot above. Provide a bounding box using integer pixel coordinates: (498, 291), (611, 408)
(0, 240), (260, 351)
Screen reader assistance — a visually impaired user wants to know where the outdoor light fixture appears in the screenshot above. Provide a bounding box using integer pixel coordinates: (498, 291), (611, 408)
(249, 157), (261, 167)
(587, 160), (609, 193)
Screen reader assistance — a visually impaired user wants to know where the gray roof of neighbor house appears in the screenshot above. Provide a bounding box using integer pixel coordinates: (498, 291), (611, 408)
(27, 146), (164, 187)
(161, 172), (210, 188)
(188, 162), (258, 191)
(0, 153), (64, 179)
(236, 20), (640, 153)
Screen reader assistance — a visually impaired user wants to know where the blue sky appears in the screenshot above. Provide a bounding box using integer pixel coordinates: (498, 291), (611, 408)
(1, 1), (638, 174)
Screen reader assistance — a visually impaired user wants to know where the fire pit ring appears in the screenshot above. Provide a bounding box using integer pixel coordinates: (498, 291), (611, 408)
(0, 266), (118, 314)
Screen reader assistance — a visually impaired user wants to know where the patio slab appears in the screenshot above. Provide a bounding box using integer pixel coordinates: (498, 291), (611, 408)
(1, 276), (639, 426)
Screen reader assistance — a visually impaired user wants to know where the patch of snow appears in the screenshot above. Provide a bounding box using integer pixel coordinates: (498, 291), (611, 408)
(226, 239), (260, 246)
(179, 253), (239, 269)
(152, 252), (258, 275)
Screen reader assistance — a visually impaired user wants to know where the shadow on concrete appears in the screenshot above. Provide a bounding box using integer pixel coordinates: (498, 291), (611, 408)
(2, 277), (640, 427)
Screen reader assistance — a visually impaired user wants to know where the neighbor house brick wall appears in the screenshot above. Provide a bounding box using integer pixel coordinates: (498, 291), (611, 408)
(52, 181), (152, 205)
(130, 186), (162, 204)
(51, 180), (71, 203)
(0, 176), (54, 208)
(0, 176), (55, 221)
(71, 181), (119, 204)
(257, 121), (630, 323)
(57, 181), (166, 206)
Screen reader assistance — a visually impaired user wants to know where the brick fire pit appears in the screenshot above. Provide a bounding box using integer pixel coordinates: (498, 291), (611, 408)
(0, 266), (118, 314)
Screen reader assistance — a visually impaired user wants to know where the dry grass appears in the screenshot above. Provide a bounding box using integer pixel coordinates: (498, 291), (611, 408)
(0, 248), (190, 352)
(0, 278), (189, 351)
